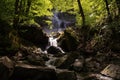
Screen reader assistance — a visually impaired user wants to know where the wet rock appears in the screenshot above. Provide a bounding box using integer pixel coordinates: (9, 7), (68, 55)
(101, 64), (120, 79)
(55, 52), (79, 69)
(71, 57), (84, 72)
(47, 46), (63, 54)
(10, 64), (57, 80)
(27, 54), (45, 66)
(84, 74), (113, 80)
(56, 69), (77, 80)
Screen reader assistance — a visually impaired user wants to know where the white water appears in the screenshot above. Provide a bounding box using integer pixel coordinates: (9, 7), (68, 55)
(44, 35), (65, 54)
(49, 36), (58, 47)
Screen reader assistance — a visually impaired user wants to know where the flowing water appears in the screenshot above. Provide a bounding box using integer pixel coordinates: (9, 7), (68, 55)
(43, 12), (75, 68)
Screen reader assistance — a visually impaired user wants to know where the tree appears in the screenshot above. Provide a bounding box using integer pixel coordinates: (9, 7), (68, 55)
(77, 0), (85, 26)
(13, 0), (32, 29)
(0, 0), (15, 22)
(115, 0), (120, 15)
(104, 0), (112, 21)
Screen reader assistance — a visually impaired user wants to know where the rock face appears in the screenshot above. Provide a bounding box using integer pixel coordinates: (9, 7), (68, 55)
(101, 64), (120, 79)
(59, 30), (79, 52)
(18, 24), (48, 49)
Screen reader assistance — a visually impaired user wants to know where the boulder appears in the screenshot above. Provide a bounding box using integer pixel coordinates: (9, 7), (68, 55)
(18, 24), (48, 49)
(55, 52), (80, 69)
(59, 30), (79, 52)
(47, 46), (63, 54)
(56, 69), (77, 80)
(85, 59), (101, 72)
(0, 63), (10, 80)
(27, 54), (45, 66)
(101, 64), (120, 79)
(0, 56), (15, 80)
(71, 57), (84, 72)
(10, 64), (57, 80)
(84, 74), (113, 80)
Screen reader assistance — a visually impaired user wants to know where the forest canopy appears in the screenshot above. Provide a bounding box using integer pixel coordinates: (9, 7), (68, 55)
(0, 0), (119, 27)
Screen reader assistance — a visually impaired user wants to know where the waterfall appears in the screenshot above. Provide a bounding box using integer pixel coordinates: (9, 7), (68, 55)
(52, 12), (66, 32)
(43, 11), (75, 34)
(43, 11), (76, 54)
(49, 36), (58, 47)
(44, 34), (65, 54)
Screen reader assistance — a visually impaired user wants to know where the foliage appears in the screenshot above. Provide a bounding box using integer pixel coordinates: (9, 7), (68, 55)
(0, 0), (119, 27)
(0, 0), (15, 23)
(30, 0), (53, 16)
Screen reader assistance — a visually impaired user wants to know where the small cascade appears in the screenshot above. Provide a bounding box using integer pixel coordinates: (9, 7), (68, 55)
(49, 36), (58, 47)
(44, 34), (65, 54)
(45, 54), (57, 69)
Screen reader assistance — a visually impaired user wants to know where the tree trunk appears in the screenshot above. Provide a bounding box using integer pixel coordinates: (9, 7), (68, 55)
(104, 0), (112, 22)
(115, 0), (120, 15)
(26, 0), (32, 15)
(13, 0), (20, 29)
(77, 0), (85, 26)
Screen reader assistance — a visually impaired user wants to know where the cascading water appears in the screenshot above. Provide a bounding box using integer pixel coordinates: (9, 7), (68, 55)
(42, 11), (75, 68)
(44, 34), (65, 54)
(52, 12), (66, 32)
(43, 11), (75, 34)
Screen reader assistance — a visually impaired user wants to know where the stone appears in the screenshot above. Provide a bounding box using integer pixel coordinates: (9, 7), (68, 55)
(59, 30), (79, 52)
(71, 58), (84, 72)
(0, 56), (15, 80)
(84, 74), (113, 80)
(56, 69), (77, 80)
(0, 63), (10, 80)
(27, 54), (45, 66)
(101, 64), (120, 79)
(55, 52), (80, 69)
(18, 24), (48, 49)
(10, 64), (57, 80)
(47, 46), (63, 54)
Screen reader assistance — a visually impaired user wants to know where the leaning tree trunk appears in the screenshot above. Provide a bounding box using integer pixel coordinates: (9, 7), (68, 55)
(104, 0), (112, 22)
(115, 0), (120, 15)
(77, 0), (85, 26)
